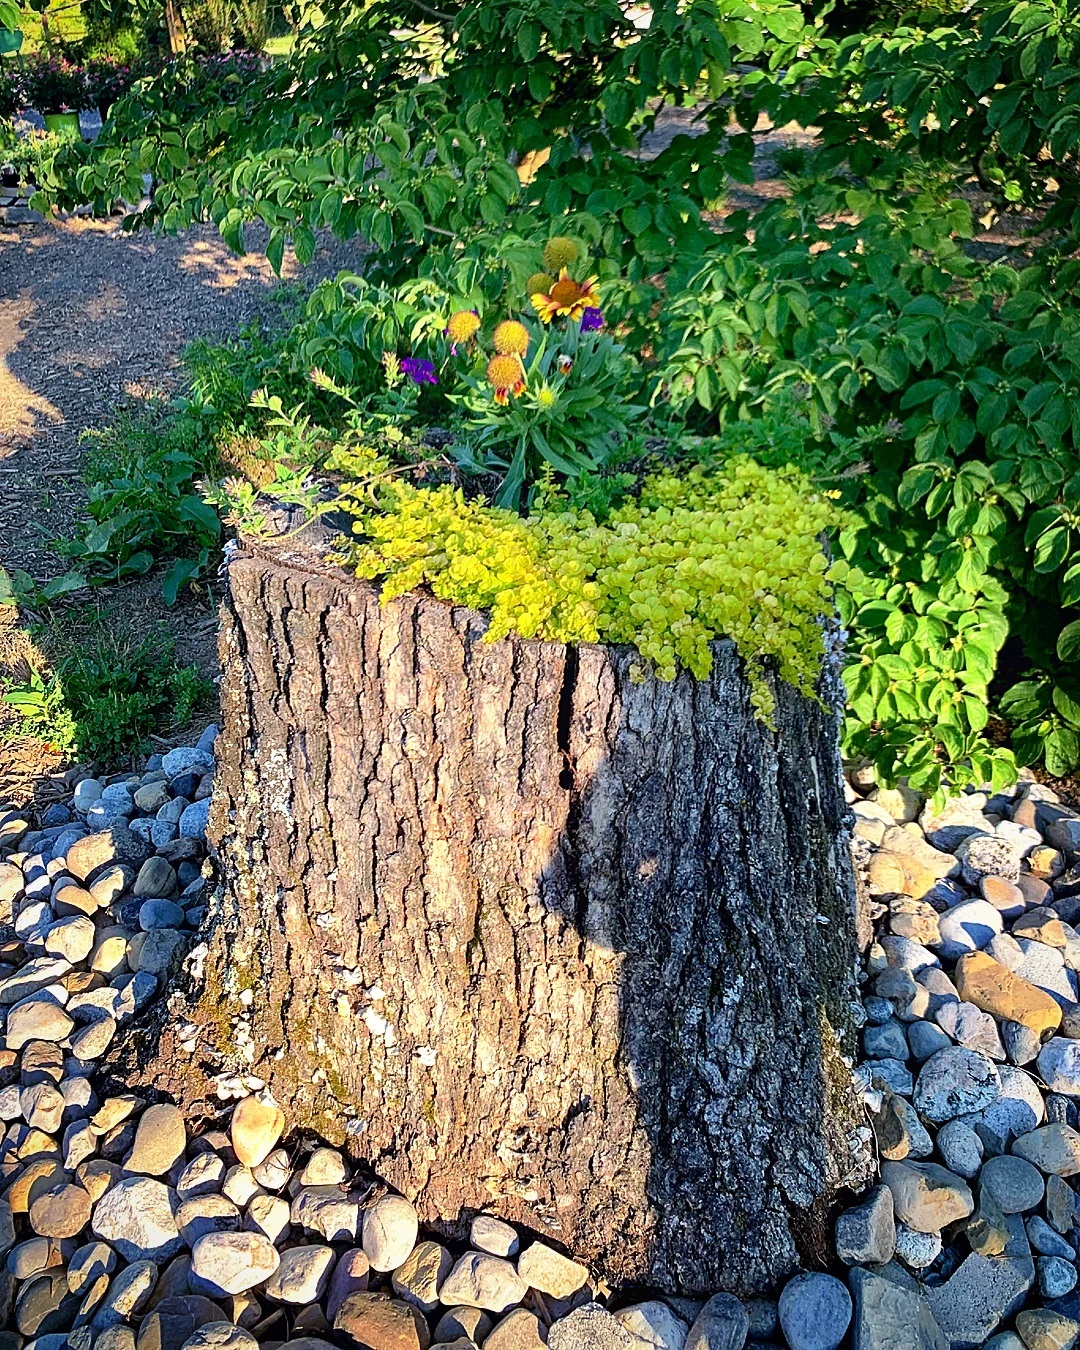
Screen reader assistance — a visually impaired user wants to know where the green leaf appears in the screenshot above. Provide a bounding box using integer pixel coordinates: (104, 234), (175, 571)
(161, 556), (204, 607)
(1054, 686), (1080, 728)
(1059, 620), (1080, 664)
(1046, 725), (1080, 777)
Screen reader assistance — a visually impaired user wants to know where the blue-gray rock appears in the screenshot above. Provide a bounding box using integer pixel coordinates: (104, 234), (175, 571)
(1028, 1215), (1076, 1258)
(179, 800), (210, 841)
(965, 1064), (1046, 1141)
(937, 1001), (1005, 1061)
(1003, 1020), (1041, 1066)
(980, 1154), (1045, 1214)
(139, 900), (186, 931)
(835, 1186), (895, 1267)
(1038, 1255), (1078, 1299)
(196, 725), (219, 754)
(684, 1294), (749, 1350)
(908, 1020), (951, 1063)
(151, 820), (179, 848)
(99, 784), (136, 814)
(925, 1213), (1033, 1349)
(914, 1047), (1001, 1122)
(128, 818), (156, 844)
(869, 1059), (914, 1097)
(849, 1263), (947, 1350)
(936, 1119), (983, 1179)
(162, 747), (216, 781)
(777, 1273), (851, 1350)
(863, 996), (895, 1026)
(935, 899), (1003, 960)
(863, 1021), (909, 1060)
(1041, 1039), (1080, 1097)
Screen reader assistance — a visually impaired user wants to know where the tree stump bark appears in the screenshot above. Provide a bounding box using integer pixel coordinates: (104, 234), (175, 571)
(178, 533), (870, 1296)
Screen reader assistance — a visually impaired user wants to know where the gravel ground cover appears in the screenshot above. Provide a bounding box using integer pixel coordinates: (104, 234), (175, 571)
(0, 720), (1079, 1350)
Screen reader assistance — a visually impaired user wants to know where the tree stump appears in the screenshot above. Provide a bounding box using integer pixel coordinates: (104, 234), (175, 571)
(178, 533), (870, 1295)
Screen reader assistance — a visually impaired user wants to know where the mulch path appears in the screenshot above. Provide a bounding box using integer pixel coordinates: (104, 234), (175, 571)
(0, 215), (362, 799)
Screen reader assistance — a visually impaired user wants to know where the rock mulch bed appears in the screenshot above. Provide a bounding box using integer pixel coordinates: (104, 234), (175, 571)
(840, 767), (1080, 1350)
(9, 732), (1080, 1350)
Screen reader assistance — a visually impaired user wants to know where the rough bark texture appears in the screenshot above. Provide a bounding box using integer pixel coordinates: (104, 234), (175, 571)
(183, 533), (870, 1296)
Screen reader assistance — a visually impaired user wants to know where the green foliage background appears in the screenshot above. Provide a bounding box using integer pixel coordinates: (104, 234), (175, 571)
(36, 0), (1080, 791)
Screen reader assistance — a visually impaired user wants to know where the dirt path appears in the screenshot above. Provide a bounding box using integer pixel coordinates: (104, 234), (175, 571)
(0, 217), (362, 582)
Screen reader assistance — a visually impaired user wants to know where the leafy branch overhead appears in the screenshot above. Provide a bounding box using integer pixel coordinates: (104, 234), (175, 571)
(45, 0), (813, 273)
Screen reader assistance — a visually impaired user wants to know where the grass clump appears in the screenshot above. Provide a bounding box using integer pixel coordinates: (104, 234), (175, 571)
(0, 604), (214, 766)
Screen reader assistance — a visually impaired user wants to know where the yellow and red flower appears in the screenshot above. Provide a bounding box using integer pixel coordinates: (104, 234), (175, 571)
(486, 353), (526, 404)
(446, 309), (481, 345)
(492, 319), (530, 356)
(531, 269), (600, 325)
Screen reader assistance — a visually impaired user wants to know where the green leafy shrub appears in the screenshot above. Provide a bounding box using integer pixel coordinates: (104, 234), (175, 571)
(636, 174), (1080, 789)
(56, 403), (221, 603)
(55, 627), (212, 763)
(1, 615), (213, 765)
(786, 0), (1080, 242)
(0, 121), (80, 185)
(45, 0), (813, 277)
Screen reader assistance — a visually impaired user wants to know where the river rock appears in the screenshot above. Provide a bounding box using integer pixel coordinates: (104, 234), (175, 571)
(956, 952), (1063, 1036)
(880, 1161), (974, 1232)
(230, 1096), (284, 1169)
(363, 1195), (420, 1273)
(517, 1242), (590, 1299)
(912, 1046), (1000, 1122)
(470, 1216), (519, 1259)
(189, 1231), (280, 1296)
(849, 1263), (947, 1350)
(778, 1273), (851, 1350)
(835, 1186), (896, 1266)
(684, 1294), (751, 1350)
(981, 1155), (1046, 1214)
(28, 1182), (92, 1239)
(334, 1292), (431, 1350)
(438, 1253), (527, 1313)
(125, 1103), (187, 1176)
(613, 1302), (688, 1350)
(392, 1241), (453, 1312)
(926, 1214), (1034, 1347)
(263, 1244), (335, 1303)
(1013, 1125), (1080, 1176)
(88, 1174), (181, 1261)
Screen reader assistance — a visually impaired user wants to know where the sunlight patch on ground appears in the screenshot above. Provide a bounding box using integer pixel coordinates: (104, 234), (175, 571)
(0, 296), (63, 454)
(178, 237), (295, 288)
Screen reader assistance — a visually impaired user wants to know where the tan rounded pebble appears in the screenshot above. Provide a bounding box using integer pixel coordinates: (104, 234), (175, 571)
(230, 1095), (285, 1169)
(29, 1181), (92, 1238)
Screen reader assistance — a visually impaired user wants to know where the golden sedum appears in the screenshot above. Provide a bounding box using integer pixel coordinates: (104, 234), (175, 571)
(344, 457), (842, 719)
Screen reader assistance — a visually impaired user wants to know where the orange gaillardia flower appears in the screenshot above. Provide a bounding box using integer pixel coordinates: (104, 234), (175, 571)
(446, 310), (481, 345)
(492, 319), (530, 356)
(531, 269), (600, 325)
(486, 353), (526, 404)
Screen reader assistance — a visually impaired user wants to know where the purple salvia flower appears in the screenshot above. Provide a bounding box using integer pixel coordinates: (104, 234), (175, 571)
(580, 307), (605, 333)
(401, 357), (438, 386)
